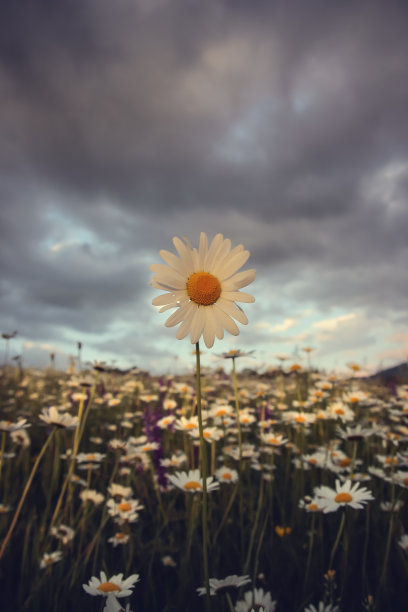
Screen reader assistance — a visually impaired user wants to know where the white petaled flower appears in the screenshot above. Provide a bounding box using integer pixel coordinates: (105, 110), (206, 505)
(108, 483), (133, 500)
(150, 232), (256, 348)
(398, 534), (408, 553)
(0, 418), (31, 433)
(76, 452), (106, 464)
(168, 469), (220, 493)
(215, 466), (239, 484)
(261, 433), (289, 447)
(197, 574), (251, 596)
(235, 587), (277, 612)
(40, 550), (63, 569)
(50, 524), (75, 545)
(106, 498), (144, 520)
(314, 479), (374, 513)
(108, 532), (130, 547)
(304, 603), (340, 612)
(82, 572), (139, 611)
(39, 406), (78, 429)
(80, 489), (105, 505)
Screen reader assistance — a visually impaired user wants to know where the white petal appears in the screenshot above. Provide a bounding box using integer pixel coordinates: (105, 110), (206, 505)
(152, 293), (178, 307)
(222, 268), (256, 290)
(213, 306), (240, 336)
(172, 237), (194, 270)
(218, 298), (248, 325)
(176, 304), (197, 340)
(221, 290), (255, 303)
(198, 233), (209, 269)
(165, 303), (191, 328)
(205, 305), (224, 340)
(202, 310), (216, 348)
(190, 307), (206, 344)
(159, 249), (192, 276)
(216, 250), (250, 280)
(204, 233), (224, 271)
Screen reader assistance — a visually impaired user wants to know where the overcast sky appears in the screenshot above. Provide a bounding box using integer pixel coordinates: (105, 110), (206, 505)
(1, 0), (408, 375)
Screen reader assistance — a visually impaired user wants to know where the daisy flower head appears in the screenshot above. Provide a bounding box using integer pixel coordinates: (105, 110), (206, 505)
(398, 534), (408, 553)
(168, 468), (220, 493)
(235, 587), (277, 612)
(83, 571), (140, 600)
(314, 479), (374, 513)
(40, 550), (63, 569)
(215, 466), (239, 484)
(150, 233), (256, 348)
(197, 574), (251, 596)
(0, 418), (30, 433)
(39, 406), (78, 429)
(304, 603), (340, 612)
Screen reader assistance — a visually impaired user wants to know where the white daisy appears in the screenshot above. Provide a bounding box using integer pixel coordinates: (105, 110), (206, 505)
(398, 534), (408, 553)
(83, 571), (140, 602)
(215, 466), (239, 484)
(79, 489), (105, 505)
(40, 550), (63, 569)
(304, 603), (340, 612)
(168, 469), (220, 493)
(39, 406), (78, 429)
(108, 532), (130, 547)
(150, 232), (256, 348)
(314, 479), (374, 513)
(235, 587), (277, 612)
(0, 418), (30, 433)
(197, 574), (251, 596)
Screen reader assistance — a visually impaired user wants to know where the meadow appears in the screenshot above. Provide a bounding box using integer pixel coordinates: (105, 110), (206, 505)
(1, 355), (408, 612)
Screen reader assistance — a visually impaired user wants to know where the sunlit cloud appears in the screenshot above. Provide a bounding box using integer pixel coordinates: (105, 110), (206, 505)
(313, 313), (357, 332)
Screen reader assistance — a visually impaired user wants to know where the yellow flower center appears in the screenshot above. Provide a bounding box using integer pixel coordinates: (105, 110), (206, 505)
(187, 272), (221, 305)
(222, 473), (232, 480)
(308, 503), (319, 511)
(267, 437), (281, 445)
(349, 396), (359, 403)
(296, 415), (306, 423)
(86, 454), (96, 460)
(335, 408), (345, 415)
(184, 480), (203, 491)
(216, 409), (227, 416)
(118, 502), (131, 512)
(403, 478), (408, 486)
(335, 492), (353, 503)
(339, 458), (351, 467)
(98, 582), (121, 593)
(184, 423), (196, 430)
(203, 431), (211, 438)
(116, 532), (126, 540)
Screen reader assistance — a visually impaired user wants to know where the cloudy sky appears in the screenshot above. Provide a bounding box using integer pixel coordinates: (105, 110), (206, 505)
(1, 0), (408, 375)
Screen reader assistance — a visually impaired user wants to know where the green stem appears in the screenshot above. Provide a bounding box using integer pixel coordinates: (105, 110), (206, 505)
(0, 428), (55, 559)
(329, 510), (346, 570)
(244, 477), (264, 574)
(0, 430), (6, 482)
(232, 356), (245, 558)
(303, 511), (316, 591)
(226, 592), (235, 612)
(195, 342), (211, 612)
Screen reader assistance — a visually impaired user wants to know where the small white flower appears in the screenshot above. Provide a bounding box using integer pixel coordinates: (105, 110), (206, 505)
(83, 571), (140, 599)
(168, 469), (219, 493)
(314, 479), (374, 513)
(39, 406), (78, 429)
(40, 550), (63, 569)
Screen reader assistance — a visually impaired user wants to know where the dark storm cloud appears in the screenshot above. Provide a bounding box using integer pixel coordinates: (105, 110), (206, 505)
(1, 0), (408, 364)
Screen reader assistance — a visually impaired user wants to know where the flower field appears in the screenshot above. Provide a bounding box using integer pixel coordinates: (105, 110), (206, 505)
(1, 358), (408, 612)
